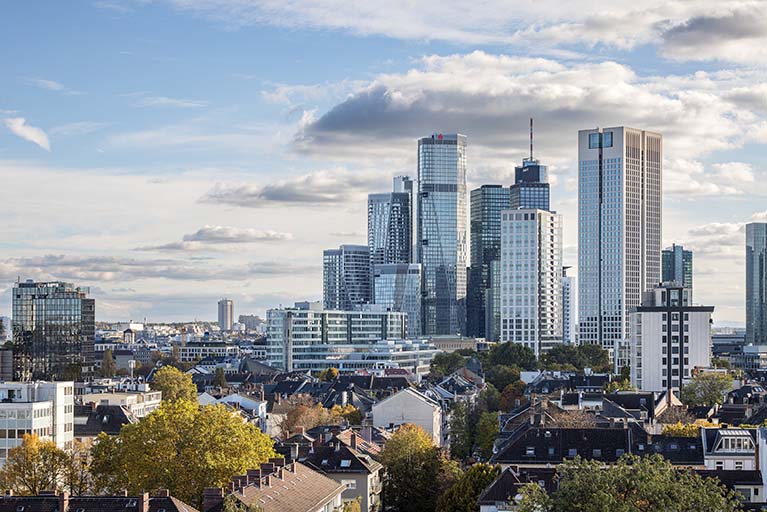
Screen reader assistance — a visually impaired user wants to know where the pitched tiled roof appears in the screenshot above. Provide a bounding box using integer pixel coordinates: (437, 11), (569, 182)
(0, 494), (199, 512)
(74, 404), (138, 437)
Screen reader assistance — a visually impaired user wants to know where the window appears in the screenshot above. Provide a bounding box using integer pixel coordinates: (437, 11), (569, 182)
(716, 461), (724, 470)
(340, 460), (352, 468)
(592, 449), (602, 458)
(342, 479), (357, 490)
(568, 448), (577, 457)
(526, 446), (536, 456)
(735, 461), (744, 470)
(548, 447), (555, 456)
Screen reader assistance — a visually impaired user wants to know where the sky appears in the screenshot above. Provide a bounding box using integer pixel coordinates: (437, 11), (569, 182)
(0, 1), (765, 324)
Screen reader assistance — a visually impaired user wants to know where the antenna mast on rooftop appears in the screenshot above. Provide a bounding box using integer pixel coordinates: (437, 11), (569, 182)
(530, 117), (534, 160)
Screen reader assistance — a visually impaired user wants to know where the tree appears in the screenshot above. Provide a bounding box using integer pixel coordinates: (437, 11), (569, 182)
(499, 381), (527, 411)
(151, 365), (198, 402)
(341, 498), (362, 512)
(662, 422), (703, 438)
(658, 406), (695, 425)
(449, 401), (471, 460)
(485, 364), (521, 391)
(63, 440), (94, 495)
(0, 434), (68, 494)
(577, 344), (611, 373)
(517, 454), (742, 512)
(437, 463), (501, 512)
(712, 358), (731, 370)
(100, 349), (117, 377)
(548, 409), (597, 428)
(430, 352), (465, 379)
(90, 400), (276, 507)
(540, 345), (586, 370)
(319, 367), (339, 381)
(604, 378), (635, 393)
(222, 495), (264, 512)
(488, 343), (537, 370)
(213, 367), (228, 388)
(476, 412), (499, 459)
(381, 424), (457, 512)
(680, 373), (733, 408)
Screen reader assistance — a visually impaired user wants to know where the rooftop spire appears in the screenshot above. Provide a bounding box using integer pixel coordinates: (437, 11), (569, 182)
(530, 117), (534, 160)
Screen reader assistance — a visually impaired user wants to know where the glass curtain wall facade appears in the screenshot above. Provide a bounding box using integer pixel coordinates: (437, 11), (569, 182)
(746, 223), (767, 345)
(323, 245), (371, 310)
(217, 298), (234, 331)
(467, 185), (510, 337)
(500, 209), (563, 356)
(510, 159), (550, 211)
(578, 127), (662, 359)
(11, 281), (95, 381)
(368, 185), (412, 268)
(662, 244), (693, 291)
(417, 133), (468, 335)
(373, 263), (422, 337)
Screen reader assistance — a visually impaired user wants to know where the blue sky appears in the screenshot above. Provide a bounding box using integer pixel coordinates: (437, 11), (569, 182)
(1, 0), (765, 324)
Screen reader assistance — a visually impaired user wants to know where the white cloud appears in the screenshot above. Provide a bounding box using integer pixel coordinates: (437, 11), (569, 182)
(3, 118), (51, 151)
(134, 96), (208, 108)
(50, 121), (110, 136)
(665, 159), (761, 198)
(137, 225), (293, 251)
(24, 78), (65, 91)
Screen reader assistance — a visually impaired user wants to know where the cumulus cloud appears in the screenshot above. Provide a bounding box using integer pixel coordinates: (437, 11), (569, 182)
(665, 160), (760, 198)
(3, 118), (50, 151)
(137, 225), (293, 251)
(200, 168), (388, 207)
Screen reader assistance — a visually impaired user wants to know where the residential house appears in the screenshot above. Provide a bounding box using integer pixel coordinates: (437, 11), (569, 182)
(372, 387), (444, 446)
(702, 427), (757, 471)
(0, 490), (199, 512)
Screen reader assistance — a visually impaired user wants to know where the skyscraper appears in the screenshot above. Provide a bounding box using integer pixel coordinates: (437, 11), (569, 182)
(662, 244), (693, 290)
(218, 298), (234, 331)
(746, 223), (767, 345)
(368, 177), (413, 268)
(500, 209), (563, 356)
(510, 120), (550, 211)
(11, 280), (95, 381)
(323, 244), (371, 310)
(373, 263), (422, 337)
(417, 133), (468, 335)
(562, 267), (577, 345)
(467, 185), (510, 337)
(578, 127), (662, 358)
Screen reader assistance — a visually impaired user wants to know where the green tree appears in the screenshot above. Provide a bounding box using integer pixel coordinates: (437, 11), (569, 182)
(541, 345), (586, 370)
(488, 343), (537, 370)
(382, 424), (457, 512)
(0, 434), (68, 494)
(100, 349), (117, 377)
(63, 439), (94, 495)
(222, 495), (264, 512)
(341, 498), (362, 512)
(604, 378), (635, 393)
(90, 400), (276, 507)
(680, 373), (733, 408)
(517, 454), (742, 512)
(485, 364), (521, 391)
(318, 367), (340, 381)
(712, 358), (731, 370)
(437, 463), (501, 512)
(449, 401), (471, 460)
(151, 365), (198, 402)
(430, 352), (466, 379)
(213, 367), (229, 388)
(476, 412), (499, 459)
(577, 344), (611, 373)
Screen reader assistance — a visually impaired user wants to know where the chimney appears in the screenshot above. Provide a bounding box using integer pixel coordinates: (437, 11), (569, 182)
(295, 426), (305, 436)
(58, 491), (69, 512)
(361, 426), (372, 442)
(334, 442), (341, 452)
(269, 457), (286, 467)
(350, 433), (358, 450)
(155, 490), (170, 498)
(139, 492), (149, 512)
(4, 490), (12, 497)
(246, 469), (262, 482)
(290, 443), (299, 460)
(202, 488), (224, 512)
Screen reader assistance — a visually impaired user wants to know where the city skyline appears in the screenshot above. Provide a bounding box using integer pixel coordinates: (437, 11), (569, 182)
(1, 2), (765, 324)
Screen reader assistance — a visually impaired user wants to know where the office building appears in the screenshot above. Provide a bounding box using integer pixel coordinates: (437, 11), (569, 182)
(323, 244), (371, 310)
(500, 209), (564, 356)
(485, 260), (502, 341)
(218, 298), (234, 331)
(373, 263), (422, 337)
(578, 127), (662, 358)
(266, 302), (421, 373)
(562, 267), (577, 345)
(662, 244), (693, 290)
(747, 223), (767, 345)
(369, 177), (413, 271)
(467, 185), (511, 337)
(629, 283), (713, 393)
(510, 120), (550, 211)
(12, 280), (95, 381)
(0, 381), (74, 465)
(417, 133), (468, 335)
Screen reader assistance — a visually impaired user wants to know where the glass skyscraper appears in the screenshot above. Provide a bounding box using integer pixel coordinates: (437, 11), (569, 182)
(662, 244), (693, 291)
(373, 263), (422, 337)
(746, 223), (767, 345)
(218, 298), (234, 331)
(417, 133), (468, 335)
(510, 158), (550, 211)
(578, 127), (662, 361)
(11, 280), (95, 381)
(467, 185), (510, 337)
(368, 177), (413, 268)
(323, 244), (371, 310)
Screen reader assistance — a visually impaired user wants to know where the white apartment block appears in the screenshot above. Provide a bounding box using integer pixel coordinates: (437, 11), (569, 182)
(0, 381), (74, 464)
(630, 284), (713, 393)
(372, 388), (444, 446)
(179, 341), (239, 362)
(79, 390), (162, 418)
(500, 209), (563, 357)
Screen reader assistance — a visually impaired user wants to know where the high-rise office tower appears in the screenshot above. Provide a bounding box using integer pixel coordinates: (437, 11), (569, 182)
(368, 177), (413, 268)
(467, 185), (510, 337)
(323, 244), (371, 310)
(218, 298), (234, 331)
(662, 244), (693, 291)
(746, 223), (767, 345)
(11, 280), (95, 381)
(578, 127), (662, 358)
(510, 120), (550, 211)
(500, 209), (563, 356)
(373, 263), (422, 337)
(562, 267), (577, 345)
(417, 133), (468, 335)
